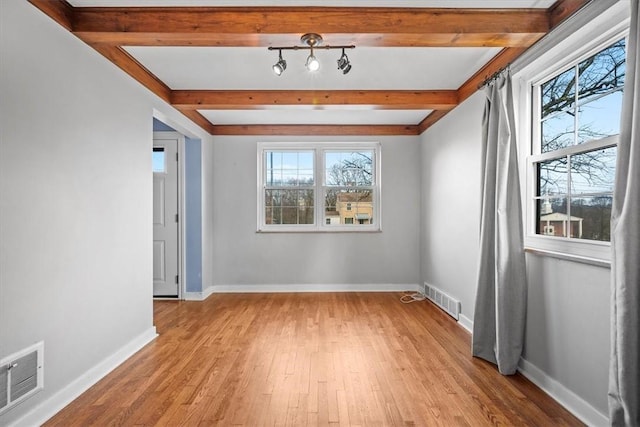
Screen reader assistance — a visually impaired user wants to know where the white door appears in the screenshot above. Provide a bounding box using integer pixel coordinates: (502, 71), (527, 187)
(153, 134), (179, 297)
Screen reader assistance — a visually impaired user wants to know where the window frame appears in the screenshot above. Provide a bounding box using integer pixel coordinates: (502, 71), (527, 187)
(515, 21), (629, 264)
(257, 142), (382, 233)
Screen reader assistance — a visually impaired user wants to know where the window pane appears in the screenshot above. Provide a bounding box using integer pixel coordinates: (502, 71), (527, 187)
(537, 158), (568, 196)
(325, 189), (373, 225)
(570, 147), (617, 195)
(577, 39), (626, 103)
(536, 197), (568, 237)
(570, 196), (613, 241)
(541, 113), (575, 152)
(577, 91), (623, 143)
(325, 150), (373, 186)
(265, 150), (314, 186)
(541, 67), (576, 119)
(264, 189), (314, 225)
(152, 148), (165, 173)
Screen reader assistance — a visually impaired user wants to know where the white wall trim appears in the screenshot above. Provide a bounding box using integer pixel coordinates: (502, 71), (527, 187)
(7, 327), (157, 427)
(458, 314), (473, 333)
(517, 358), (609, 427)
(210, 283), (420, 294)
(183, 284), (216, 301)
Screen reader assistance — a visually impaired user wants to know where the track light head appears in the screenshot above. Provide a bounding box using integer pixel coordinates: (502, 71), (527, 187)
(337, 49), (352, 74)
(272, 49), (287, 76)
(306, 48), (320, 72)
(302, 34), (322, 72)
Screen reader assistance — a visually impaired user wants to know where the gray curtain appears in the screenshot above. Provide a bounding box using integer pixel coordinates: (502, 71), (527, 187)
(472, 72), (527, 375)
(609, 0), (640, 425)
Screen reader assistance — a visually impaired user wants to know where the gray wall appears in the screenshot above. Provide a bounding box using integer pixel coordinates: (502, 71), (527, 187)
(420, 92), (483, 320)
(210, 135), (421, 288)
(202, 139), (216, 292)
(524, 254), (610, 414)
(0, 1), (210, 423)
(420, 92), (611, 415)
(185, 137), (203, 293)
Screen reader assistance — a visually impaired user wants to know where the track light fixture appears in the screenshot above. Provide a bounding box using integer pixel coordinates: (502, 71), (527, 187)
(272, 49), (287, 76)
(268, 33), (355, 76)
(337, 48), (352, 74)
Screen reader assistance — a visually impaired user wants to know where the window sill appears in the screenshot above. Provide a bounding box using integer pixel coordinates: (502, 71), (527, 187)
(524, 247), (610, 268)
(257, 226), (382, 233)
(524, 234), (611, 267)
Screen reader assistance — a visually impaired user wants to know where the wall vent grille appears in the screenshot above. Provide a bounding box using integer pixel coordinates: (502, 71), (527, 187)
(0, 341), (44, 415)
(424, 283), (461, 320)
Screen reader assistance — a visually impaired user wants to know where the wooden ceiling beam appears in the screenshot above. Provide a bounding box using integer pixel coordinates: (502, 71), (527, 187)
(417, 47), (527, 134)
(73, 32), (545, 48)
(29, 0), (74, 31)
(211, 124), (419, 136)
(172, 90), (457, 110)
(70, 7), (549, 48)
(89, 43), (172, 103)
(175, 109), (217, 134)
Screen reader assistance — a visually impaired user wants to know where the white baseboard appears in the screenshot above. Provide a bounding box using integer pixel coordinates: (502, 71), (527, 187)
(8, 327), (157, 427)
(458, 314), (473, 333)
(517, 358), (608, 427)
(183, 284), (216, 301)
(209, 283), (420, 293)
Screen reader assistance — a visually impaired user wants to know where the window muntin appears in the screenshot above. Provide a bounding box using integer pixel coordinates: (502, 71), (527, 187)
(532, 38), (625, 243)
(258, 143), (380, 232)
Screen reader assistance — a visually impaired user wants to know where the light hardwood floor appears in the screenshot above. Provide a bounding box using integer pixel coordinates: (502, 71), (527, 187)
(45, 293), (583, 426)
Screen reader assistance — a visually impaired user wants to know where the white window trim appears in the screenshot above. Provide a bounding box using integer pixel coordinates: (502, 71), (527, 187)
(513, 4), (630, 265)
(257, 141), (382, 233)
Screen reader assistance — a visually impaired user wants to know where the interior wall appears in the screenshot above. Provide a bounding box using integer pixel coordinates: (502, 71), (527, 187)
(185, 137), (203, 294)
(420, 92), (611, 416)
(0, 1), (210, 424)
(201, 138), (216, 292)
(420, 92), (484, 321)
(209, 135), (421, 289)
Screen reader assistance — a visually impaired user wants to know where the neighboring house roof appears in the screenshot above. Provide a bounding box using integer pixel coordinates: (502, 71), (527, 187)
(540, 213), (583, 221)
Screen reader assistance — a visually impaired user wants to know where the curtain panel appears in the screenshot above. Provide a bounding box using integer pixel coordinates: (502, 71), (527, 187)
(472, 73), (527, 375)
(609, 0), (640, 425)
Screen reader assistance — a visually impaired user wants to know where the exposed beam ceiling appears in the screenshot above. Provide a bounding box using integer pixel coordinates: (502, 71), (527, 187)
(28, 0), (590, 136)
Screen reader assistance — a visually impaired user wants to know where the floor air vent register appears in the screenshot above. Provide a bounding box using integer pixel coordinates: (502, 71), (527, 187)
(0, 341), (43, 415)
(424, 283), (461, 320)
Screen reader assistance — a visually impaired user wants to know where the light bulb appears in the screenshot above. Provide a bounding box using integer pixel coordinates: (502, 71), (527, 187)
(306, 54), (320, 72)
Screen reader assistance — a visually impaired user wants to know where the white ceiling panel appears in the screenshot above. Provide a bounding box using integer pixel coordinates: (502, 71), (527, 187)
(125, 46), (500, 90)
(69, 0), (555, 8)
(200, 109), (432, 125)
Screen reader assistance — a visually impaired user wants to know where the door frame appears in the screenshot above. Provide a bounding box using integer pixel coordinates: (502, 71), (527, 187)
(153, 131), (186, 299)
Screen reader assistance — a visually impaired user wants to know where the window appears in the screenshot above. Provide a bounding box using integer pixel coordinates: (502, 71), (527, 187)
(152, 147), (165, 173)
(258, 143), (381, 232)
(521, 29), (627, 262)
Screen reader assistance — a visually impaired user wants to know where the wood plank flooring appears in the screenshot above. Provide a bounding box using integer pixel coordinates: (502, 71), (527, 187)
(45, 293), (583, 426)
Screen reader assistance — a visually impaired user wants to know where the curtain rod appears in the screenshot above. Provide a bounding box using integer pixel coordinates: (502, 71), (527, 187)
(477, 65), (511, 90)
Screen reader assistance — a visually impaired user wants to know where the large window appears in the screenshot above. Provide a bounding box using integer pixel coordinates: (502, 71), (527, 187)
(524, 33), (627, 261)
(258, 143), (381, 232)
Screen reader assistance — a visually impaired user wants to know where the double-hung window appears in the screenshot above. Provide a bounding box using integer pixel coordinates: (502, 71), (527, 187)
(258, 142), (381, 232)
(525, 33), (627, 262)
